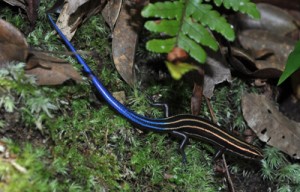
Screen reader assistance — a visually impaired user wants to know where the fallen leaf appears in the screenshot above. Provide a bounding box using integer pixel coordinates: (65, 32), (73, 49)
(242, 93), (300, 159)
(253, 0), (300, 11)
(56, 0), (106, 40)
(165, 61), (198, 80)
(2, 0), (26, 10)
(239, 29), (295, 69)
(0, 19), (28, 66)
(224, 46), (283, 79)
(25, 51), (64, 70)
(25, 53), (82, 85)
(203, 53), (232, 99)
(0, 18), (82, 85)
(102, 0), (122, 30)
(112, 0), (146, 86)
(237, 3), (297, 36)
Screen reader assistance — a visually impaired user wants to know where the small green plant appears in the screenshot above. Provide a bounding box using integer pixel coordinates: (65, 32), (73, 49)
(142, 0), (260, 78)
(0, 63), (57, 131)
(142, 0), (260, 59)
(278, 40), (300, 85)
(0, 139), (59, 192)
(261, 147), (300, 191)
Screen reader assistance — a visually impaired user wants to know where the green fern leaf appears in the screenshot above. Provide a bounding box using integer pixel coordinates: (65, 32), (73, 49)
(278, 40), (300, 85)
(146, 38), (176, 53)
(142, 0), (259, 76)
(142, 0), (226, 63)
(141, 1), (183, 19)
(212, 0), (260, 19)
(188, 3), (235, 41)
(177, 33), (206, 63)
(166, 61), (199, 80)
(182, 17), (218, 51)
(145, 20), (179, 36)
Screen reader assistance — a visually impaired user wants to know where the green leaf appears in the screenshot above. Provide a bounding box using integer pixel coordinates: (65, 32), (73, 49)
(178, 33), (207, 63)
(189, 3), (235, 41)
(182, 17), (218, 51)
(165, 61), (199, 80)
(142, 0), (259, 75)
(212, 0), (260, 19)
(146, 38), (176, 53)
(278, 41), (300, 85)
(144, 20), (179, 36)
(141, 1), (183, 20)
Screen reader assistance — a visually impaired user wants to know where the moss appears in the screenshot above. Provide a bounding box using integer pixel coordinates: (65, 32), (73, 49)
(0, 140), (57, 192)
(261, 147), (300, 191)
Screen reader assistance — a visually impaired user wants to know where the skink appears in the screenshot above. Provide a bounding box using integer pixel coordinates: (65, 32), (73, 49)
(47, 14), (263, 161)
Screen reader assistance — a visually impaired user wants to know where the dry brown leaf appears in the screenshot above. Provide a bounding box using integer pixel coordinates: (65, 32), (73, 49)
(203, 53), (232, 99)
(2, 0), (26, 10)
(0, 43), (28, 66)
(56, 0), (106, 40)
(224, 46), (283, 79)
(191, 82), (203, 115)
(25, 51), (67, 69)
(239, 29), (295, 70)
(229, 29), (297, 79)
(102, 0), (122, 30)
(112, 0), (146, 86)
(237, 3), (297, 36)
(253, 0), (300, 11)
(0, 17), (82, 85)
(242, 93), (300, 159)
(0, 19), (28, 66)
(25, 53), (82, 85)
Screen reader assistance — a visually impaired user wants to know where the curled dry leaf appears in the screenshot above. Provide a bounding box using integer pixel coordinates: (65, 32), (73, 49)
(112, 0), (146, 86)
(0, 18), (81, 85)
(237, 3), (297, 36)
(224, 46), (283, 79)
(239, 29), (295, 70)
(25, 52), (82, 85)
(203, 52), (232, 99)
(242, 93), (300, 159)
(56, 0), (106, 40)
(2, 0), (26, 10)
(0, 19), (28, 66)
(233, 29), (296, 79)
(101, 0), (122, 30)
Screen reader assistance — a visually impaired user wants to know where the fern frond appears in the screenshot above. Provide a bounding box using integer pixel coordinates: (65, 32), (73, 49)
(212, 0), (260, 19)
(141, 1), (183, 20)
(142, 0), (259, 64)
(188, 3), (234, 41)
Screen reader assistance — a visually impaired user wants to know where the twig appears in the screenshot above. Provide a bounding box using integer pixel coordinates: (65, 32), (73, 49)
(204, 96), (235, 192)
